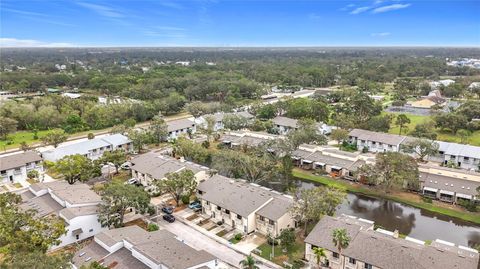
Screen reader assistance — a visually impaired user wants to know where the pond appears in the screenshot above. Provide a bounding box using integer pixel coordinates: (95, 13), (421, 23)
(270, 179), (480, 247)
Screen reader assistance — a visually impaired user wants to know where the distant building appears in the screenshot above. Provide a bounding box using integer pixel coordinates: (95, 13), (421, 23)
(20, 181), (105, 249)
(166, 118), (196, 140)
(62, 92), (82, 99)
(197, 174), (295, 237)
(305, 215), (479, 269)
(195, 111), (254, 131)
(429, 79), (455, 89)
(72, 226), (217, 269)
(407, 90), (446, 109)
(42, 134), (132, 162)
(1, 151), (43, 184)
(130, 153), (209, 186)
(348, 129), (407, 153)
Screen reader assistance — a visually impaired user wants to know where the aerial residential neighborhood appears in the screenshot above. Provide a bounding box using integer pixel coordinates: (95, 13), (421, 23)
(1, 1), (480, 268)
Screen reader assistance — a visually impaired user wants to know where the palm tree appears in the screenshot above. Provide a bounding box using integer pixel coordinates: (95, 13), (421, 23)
(312, 247), (327, 268)
(239, 255), (260, 269)
(332, 228), (350, 269)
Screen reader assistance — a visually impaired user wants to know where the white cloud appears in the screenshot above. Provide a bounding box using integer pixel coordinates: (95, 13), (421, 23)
(371, 32), (391, 37)
(77, 2), (124, 18)
(372, 3), (411, 13)
(350, 6), (371, 14)
(0, 38), (75, 47)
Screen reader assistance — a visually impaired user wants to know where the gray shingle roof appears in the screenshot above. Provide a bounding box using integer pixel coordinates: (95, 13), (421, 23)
(420, 172), (479, 196)
(0, 151), (42, 171)
(198, 175), (292, 219)
(303, 151), (355, 169)
(131, 153), (206, 180)
(60, 205), (99, 221)
(306, 215), (479, 269)
(167, 118), (195, 132)
(349, 129), (407, 146)
(45, 181), (102, 205)
(91, 226), (216, 269)
(272, 116), (298, 128)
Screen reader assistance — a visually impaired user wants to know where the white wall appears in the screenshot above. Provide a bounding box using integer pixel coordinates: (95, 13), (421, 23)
(53, 214), (106, 249)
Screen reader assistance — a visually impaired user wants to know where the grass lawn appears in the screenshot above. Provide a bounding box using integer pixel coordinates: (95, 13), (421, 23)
(257, 235), (305, 267)
(293, 169), (480, 225)
(385, 112), (480, 146)
(13, 183), (23, 188)
(0, 129), (54, 151)
(384, 113), (430, 135)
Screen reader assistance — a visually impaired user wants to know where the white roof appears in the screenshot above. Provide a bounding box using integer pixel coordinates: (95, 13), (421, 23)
(436, 141), (480, 159)
(423, 187), (438, 192)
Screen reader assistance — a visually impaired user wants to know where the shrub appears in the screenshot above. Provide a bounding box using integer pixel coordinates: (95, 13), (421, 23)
(234, 233), (243, 241)
(147, 205), (156, 216)
(181, 195), (190, 205)
(422, 196), (433, 203)
(216, 221), (223, 225)
(147, 223), (159, 232)
(267, 235), (279, 246)
(201, 140), (210, 149)
(292, 260), (305, 269)
(27, 170), (39, 179)
(87, 132), (95, 139)
(458, 200), (478, 212)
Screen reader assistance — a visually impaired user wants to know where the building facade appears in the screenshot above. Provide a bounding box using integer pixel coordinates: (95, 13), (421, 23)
(0, 151), (43, 184)
(197, 174), (295, 237)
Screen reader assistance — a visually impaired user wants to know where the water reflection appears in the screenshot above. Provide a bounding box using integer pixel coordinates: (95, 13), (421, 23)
(270, 179), (480, 247)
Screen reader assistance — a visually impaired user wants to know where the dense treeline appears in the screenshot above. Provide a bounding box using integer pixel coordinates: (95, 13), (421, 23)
(2, 48), (479, 99)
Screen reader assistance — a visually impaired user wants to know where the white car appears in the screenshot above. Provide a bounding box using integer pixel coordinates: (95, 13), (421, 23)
(125, 178), (138, 185)
(120, 162), (132, 170)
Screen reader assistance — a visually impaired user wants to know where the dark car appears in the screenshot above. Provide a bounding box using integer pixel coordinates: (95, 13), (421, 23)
(163, 214), (175, 223)
(161, 206), (174, 215)
(188, 201), (201, 209)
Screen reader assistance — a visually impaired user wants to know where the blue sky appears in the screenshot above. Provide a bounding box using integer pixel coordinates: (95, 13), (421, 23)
(1, 0), (479, 47)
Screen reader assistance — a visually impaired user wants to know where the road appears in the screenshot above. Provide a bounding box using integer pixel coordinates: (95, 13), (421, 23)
(156, 219), (273, 269)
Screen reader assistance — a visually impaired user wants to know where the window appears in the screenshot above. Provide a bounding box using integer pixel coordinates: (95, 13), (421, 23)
(216, 206), (221, 210)
(269, 220), (275, 225)
(198, 190), (203, 195)
(464, 157), (469, 161)
(225, 209), (230, 214)
(364, 263), (373, 269)
(259, 216), (265, 221)
(332, 252), (339, 259)
(237, 214), (242, 220)
(89, 229), (93, 232)
(75, 235), (80, 240)
(349, 258), (356, 264)
(206, 201), (209, 205)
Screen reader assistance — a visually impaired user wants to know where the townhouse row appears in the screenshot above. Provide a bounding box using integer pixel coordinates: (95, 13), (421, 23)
(305, 215), (479, 269)
(348, 128), (480, 171)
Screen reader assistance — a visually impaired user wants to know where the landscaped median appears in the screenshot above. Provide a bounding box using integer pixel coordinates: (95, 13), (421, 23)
(292, 168), (480, 225)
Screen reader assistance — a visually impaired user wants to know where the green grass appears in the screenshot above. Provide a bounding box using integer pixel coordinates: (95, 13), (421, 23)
(13, 183), (23, 188)
(384, 113), (430, 136)
(26, 178), (37, 184)
(257, 238), (304, 266)
(293, 169), (480, 225)
(0, 129), (55, 151)
(385, 112), (480, 146)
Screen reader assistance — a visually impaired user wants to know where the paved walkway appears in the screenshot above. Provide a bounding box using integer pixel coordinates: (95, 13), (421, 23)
(155, 218), (277, 269)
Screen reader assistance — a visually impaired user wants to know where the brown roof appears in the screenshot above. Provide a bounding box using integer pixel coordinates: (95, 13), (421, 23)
(0, 151), (42, 171)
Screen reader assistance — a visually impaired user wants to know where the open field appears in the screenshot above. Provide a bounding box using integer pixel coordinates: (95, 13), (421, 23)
(385, 112), (480, 146)
(293, 169), (480, 225)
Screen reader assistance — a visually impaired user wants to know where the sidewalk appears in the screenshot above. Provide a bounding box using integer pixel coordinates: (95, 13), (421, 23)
(170, 210), (282, 269)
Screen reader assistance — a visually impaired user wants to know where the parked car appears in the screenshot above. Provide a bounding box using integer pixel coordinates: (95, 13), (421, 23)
(161, 206), (174, 215)
(125, 178), (138, 185)
(120, 162), (132, 170)
(188, 201), (202, 211)
(163, 214), (175, 223)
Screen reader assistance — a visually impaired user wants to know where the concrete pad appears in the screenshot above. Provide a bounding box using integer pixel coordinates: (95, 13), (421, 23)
(236, 233), (267, 253)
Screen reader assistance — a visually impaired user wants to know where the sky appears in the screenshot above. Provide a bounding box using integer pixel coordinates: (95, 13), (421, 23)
(1, 0), (479, 47)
